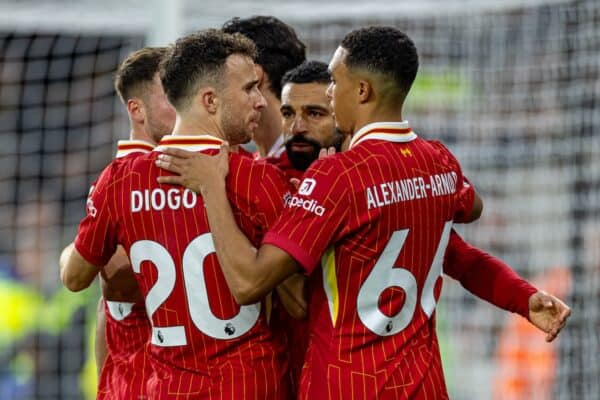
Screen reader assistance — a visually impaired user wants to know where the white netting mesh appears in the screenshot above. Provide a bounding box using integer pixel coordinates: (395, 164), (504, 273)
(0, 0), (597, 399)
(0, 33), (142, 399)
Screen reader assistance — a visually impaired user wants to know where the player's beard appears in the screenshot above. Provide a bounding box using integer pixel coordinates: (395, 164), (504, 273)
(146, 112), (173, 144)
(220, 104), (251, 145)
(285, 130), (344, 171)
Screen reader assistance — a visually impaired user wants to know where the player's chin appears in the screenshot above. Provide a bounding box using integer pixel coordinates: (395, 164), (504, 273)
(334, 122), (349, 135)
(249, 116), (261, 128)
(237, 130), (252, 144)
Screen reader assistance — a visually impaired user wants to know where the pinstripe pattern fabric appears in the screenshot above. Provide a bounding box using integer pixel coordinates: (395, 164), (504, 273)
(263, 122), (475, 399)
(76, 135), (290, 399)
(74, 141), (153, 399)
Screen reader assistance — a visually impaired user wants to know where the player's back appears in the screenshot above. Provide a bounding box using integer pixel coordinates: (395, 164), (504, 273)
(84, 141), (153, 400)
(323, 137), (458, 395)
(110, 135), (287, 399)
(265, 123), (474, 399)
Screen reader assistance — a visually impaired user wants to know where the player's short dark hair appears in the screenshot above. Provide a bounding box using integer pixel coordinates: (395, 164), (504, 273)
(114, 47), (167, 104)
(281, 60), (330, 87)
(341, 26), (419, 99)
(222, 16), (306, 99)
(160, 29), (257, 111)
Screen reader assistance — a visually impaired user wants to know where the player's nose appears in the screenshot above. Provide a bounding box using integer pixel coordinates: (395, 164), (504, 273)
(291, 116), (308, 135)
(254, 87), (267, 109)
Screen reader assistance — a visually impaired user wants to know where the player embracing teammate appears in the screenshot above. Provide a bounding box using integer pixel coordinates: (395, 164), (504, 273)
(62, 19), (570, 400)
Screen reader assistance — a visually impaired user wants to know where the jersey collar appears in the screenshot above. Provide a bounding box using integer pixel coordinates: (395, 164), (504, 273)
(155, 135), (224, 152)
(115, 140), (155, 158)
(349, 121), (417, 149)
(266, 134), (285, 158)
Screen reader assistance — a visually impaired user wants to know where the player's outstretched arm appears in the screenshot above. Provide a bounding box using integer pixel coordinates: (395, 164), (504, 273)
(444, 230), (571, 342)
(528, 290), (571, 342)
(60, 242), (101, 291)
(156, 145), (300, 305)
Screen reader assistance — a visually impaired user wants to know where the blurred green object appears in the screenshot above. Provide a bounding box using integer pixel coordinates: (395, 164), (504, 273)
(0, 276), (96, 399)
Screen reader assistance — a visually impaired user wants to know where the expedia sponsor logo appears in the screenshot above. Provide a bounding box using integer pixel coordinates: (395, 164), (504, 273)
(286, 195), (326, 216)
(298, 178), (317, 196)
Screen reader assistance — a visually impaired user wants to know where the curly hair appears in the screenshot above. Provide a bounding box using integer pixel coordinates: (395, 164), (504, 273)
(223, 16), (306, 99)
(114, 47), (168, 103)
(341, 26), (418, 97)
(160, 29), (257, 111)
(281, 60), (330, 87)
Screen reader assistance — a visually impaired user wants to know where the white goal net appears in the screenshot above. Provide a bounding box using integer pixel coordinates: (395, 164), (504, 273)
(0, 0), (597, 399)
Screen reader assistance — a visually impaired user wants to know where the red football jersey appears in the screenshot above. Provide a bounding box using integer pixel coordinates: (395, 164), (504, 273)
(78, 140), (153, 400)
(265, 150), (304, 181)
(263, 122), (475, 399)
(75, 135), (290, 399)
(264, 150), (309, 396)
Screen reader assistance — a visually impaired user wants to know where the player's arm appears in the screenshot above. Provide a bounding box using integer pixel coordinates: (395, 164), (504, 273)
(455, 177), (482, 223)
(429, 140), (483, 223)
(156, 145), (301, 305)
(275, 274), (308, 319)
(199, 181), (299, 304)
(191, 175), (299, 305)
(468, 190), (483, 222)
(444, 230), (571, 342)
(95, 297), (108, 377)
(60, 242), (101, 292)
(100, 246), (142, 302)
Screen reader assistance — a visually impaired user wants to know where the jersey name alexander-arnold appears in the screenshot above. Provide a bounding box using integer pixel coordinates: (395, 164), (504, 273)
(131, 188), (198, 212)
(366, 171), (458, 210)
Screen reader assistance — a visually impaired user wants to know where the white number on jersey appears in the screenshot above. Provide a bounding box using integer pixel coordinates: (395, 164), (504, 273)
(355, 221), (453, 336)
(130, 234), (261, 347)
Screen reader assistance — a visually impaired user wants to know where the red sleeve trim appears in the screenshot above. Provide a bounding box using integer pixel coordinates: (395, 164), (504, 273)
(262, 232), (318, 275)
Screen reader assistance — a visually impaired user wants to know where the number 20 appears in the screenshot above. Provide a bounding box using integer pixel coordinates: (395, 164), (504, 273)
(356, 221), (453, 336)
(130, 233), (261, 347)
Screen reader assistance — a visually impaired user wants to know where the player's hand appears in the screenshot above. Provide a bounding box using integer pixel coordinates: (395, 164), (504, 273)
(528, 290), (571, 342)
(155, 143), (230, 194)
(318, 146), (337, 159)
(100, 246), (143, 302)
(289, 177), (301, 190)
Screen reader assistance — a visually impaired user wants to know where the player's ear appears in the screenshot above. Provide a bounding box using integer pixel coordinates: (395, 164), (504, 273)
(358, 80), (372, 104)
(127, 98), (145, 123)
(200, 87), (219, 114)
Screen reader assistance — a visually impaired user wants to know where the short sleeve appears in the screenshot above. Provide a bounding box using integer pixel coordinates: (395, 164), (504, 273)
(428, 140), (476, 223)
(74, 167), (120, 267)
(262, 157), (350, 274)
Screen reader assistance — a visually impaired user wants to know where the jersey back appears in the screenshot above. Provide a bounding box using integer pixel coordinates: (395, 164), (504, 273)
(264, 123), (475, 399)
(77, 135), (290, 399)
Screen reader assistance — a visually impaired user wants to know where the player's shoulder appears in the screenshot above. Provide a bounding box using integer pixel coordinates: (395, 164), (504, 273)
(424, 139), (451, 152)
(302, 152), (351, 182)
(98, 151), (155, 188)
(231, 152), (286, 179)
(422, 138), (461, 166)
(94, 157), (131, 189)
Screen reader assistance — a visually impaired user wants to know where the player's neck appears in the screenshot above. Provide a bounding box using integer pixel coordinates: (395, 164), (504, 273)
(171, 115), (226, 141)
(254, 91), (282, 158)
(129, 129), (157, 146)
(352, 105), (404, 136)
